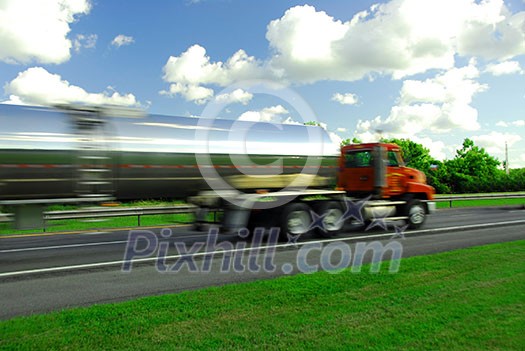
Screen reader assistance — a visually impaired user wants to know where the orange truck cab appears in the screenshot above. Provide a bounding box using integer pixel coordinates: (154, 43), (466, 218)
(337, 143), (435, 227)
(338, 143), (435, 200)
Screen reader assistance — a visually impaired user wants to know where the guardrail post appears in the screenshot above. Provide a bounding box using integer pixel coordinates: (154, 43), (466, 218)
(138, 214), (141, 226)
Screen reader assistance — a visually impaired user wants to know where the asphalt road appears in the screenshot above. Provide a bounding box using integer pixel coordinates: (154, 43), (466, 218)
(0, 206), (524, 320)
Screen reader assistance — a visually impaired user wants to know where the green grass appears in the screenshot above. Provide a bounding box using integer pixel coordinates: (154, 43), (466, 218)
(436, 197), (525, 209)
(1, 240), (524, 350)
(436, 191), (525, 196)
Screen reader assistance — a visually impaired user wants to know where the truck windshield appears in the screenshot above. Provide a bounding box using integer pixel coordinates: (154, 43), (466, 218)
(344, 149), (404, 168)
(344, 150), (372, 167)
(388, 151), (399, 166)
(387, 151), (404, 167)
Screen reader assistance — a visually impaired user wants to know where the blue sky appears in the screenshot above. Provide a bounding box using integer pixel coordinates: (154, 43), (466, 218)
(1, 0), (524, 166)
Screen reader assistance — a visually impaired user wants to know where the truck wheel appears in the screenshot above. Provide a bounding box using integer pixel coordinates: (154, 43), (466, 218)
(313, 201), (344, 237)
(280, 203), (312, 241)
(404, 199), (426, 229)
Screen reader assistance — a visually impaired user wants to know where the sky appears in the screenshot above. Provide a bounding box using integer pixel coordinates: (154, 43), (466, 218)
(1, 0), (524, 167)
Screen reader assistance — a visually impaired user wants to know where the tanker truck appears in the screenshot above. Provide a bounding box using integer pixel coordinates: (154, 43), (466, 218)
(0, 104), (435, 233)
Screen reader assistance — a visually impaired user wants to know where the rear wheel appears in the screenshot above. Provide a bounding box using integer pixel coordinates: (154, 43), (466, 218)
(313, 201), (344, 237)
(280, 203), (312, 241)
(404, 199), (426, 229)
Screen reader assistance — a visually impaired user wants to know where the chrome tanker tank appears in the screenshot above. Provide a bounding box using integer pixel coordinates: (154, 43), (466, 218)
(0, 104), (339, 202)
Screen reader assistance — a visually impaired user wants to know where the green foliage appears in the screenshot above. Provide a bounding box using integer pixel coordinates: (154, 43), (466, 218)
(381, 138), (433, 170)
(380, 137), (523, 194)
(304, 121), (322, 126)
(426, 161), (452, 194)
(381, 138), (450, 193)
(443, 138), (502, 193)
(509, 168), (525, 189)
(341, 137), (362, 146)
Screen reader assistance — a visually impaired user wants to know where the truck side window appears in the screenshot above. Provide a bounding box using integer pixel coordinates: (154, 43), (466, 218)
(387, 151), (399, 167)
(345, 150), (372, 167)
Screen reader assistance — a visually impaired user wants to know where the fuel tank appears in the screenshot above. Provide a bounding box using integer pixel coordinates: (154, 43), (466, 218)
(0, 104), (339, 201)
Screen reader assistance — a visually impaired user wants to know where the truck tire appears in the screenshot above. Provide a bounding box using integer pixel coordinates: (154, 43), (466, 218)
(280, 203), (312, 241)
(404, 199), (426, 229)
(313, 201), (344, 237)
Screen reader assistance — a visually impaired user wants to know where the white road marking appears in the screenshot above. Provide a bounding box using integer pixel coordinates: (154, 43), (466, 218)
(1, 219), (524, 278)
(0, 233), (218, 253)
(80, 231), (111, 236)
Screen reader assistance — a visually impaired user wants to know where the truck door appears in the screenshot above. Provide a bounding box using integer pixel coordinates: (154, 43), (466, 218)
(385, 150), (404, 197)
(340, 149), (375, 195)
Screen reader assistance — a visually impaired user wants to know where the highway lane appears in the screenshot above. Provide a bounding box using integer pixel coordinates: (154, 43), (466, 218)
(1, 206), (524, 273)
(0, 206), (524, 319)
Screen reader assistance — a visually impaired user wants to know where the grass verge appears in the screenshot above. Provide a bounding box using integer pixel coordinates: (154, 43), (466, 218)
(436, 197), (525, 209)
(1, 240), (523, 350)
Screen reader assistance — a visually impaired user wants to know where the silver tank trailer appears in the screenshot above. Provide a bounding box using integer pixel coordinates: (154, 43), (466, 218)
(0, 104), (339, 202)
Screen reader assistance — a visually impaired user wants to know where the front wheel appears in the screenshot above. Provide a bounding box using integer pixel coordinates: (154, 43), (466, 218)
(404, 199), (426, 229)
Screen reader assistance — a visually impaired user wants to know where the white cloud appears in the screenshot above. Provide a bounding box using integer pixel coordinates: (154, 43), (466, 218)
(485, 61), (524, 76)
(496, 119), (525, 127)
(111, 34), (134, 48)
(266, 1), (525, 82)
(161, 2), (525, 103)
(73, 34), (97, 53)
(3, 67), (140, 107)
(336, 127), (347, 133)
(159, 82), (213, 105)
(413, 136), (447, 161)
(282, 116), (303, 125)
(332, 93), (359, 105)
(513, 156), (525, 169)
(327, 131), (343, 147)
(215, 89), (253, 105)
(456, 3), (525, 61)
(352, 127), (449, 160)
(266, 5), (348, 82)
(0, 0), (91, 64)
(356, 60), (486, 138)
(161, 44), (269, 103)
(237, 105), (290, 123)
(472, 131), (522, 156)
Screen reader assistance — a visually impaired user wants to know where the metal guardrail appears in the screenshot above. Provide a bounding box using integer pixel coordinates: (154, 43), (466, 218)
(0, 194), (523, 225)
(0, 205), (198, 226)
(49, 205), (199, 226)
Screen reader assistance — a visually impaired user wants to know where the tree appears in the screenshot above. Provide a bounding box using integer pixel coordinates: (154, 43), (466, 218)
(381, 138), (434, 171)
(448, 139), (500, 177)
(444, 138), (502, 193)
(381, 138), (452, 193)
(340, 137), (362, 146)
(304, 121), (322, 127)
